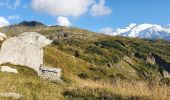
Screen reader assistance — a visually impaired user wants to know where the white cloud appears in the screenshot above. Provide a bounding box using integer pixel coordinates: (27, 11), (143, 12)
(0, 0), (21, 9)
(31, 0), (94, 17)
(91, 0), (112, 16)
(0, 17), (9, 27)
(99, 27), (114, 35)
(57, 16), (71, 27)
(100, 23), (137, 36)
(8, 15), (20, 20)
(99, 27), (122, 35)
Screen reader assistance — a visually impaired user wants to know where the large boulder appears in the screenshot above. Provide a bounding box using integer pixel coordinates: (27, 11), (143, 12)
(0, 32), (61, 82)
(0, 32), (52, 73)
(0, 32), (6, 41)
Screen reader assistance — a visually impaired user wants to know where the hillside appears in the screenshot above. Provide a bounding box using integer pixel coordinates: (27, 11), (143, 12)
(0, 25), (170, 99)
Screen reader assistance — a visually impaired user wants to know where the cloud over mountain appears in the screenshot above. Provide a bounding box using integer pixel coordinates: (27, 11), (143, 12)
(57, 16), (71, 27)
(99, 27), (114, 35)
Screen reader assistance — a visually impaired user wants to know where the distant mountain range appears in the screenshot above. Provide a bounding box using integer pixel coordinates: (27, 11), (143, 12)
(102, 23), (170, 41)
(6, 21), (170, 41)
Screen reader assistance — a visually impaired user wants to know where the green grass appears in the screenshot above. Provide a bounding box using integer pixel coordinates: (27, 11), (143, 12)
(0, 25), (170, 99)
(0, 46), (169, 100)
(0, 64), (64, 100)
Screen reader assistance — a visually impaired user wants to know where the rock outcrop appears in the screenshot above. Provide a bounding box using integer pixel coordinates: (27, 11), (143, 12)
(39, 66), (62, 83)
(146, 53), (156, 65)
(0, 32), (52, 72)
(1, 66), (18, 73)
(0, 32), (61, 82)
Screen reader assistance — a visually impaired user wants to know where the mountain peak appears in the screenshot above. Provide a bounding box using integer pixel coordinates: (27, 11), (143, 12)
(129, 23), (137, 28)
(108, 23), (170, 41)
(18, 21), (45, 27)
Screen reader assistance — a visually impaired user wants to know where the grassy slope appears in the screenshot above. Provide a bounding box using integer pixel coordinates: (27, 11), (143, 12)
(0, 26), (170, 99)
(0, 64), (63, 100)
(0, 47), (169, 100)
(0, 46), (169, 100)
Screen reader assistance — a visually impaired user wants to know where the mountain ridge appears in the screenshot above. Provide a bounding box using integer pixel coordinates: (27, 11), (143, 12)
(18, 21), (45, 27)
(102, 23), (170, 41)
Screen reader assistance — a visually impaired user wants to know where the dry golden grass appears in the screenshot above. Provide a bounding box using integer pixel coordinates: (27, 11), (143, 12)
(0, 46), (169, 100)
(64, 75), (170, 100)
(0, 65), (64, 100)
(0, 63), (170, 100)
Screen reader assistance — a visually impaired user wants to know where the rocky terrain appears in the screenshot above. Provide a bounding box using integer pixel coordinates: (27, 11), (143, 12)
(0, 21), (169, 99)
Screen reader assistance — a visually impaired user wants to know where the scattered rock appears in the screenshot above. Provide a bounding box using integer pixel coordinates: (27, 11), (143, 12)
(1, 66), (18, 73)
(152, 54), (170, 75)
(146, 53), (156, 65)
(107, 61), (113, 68)
(0, 32), (6, 41)
(72, 56), (75, 58)
(39, 66), (62, 83)
(0, 92), (23, 99)
(163, 70), (170, 78)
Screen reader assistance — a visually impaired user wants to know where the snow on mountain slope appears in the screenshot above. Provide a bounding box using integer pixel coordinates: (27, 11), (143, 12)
(102, 23), (170, 41)
(112, 23), (136, 36)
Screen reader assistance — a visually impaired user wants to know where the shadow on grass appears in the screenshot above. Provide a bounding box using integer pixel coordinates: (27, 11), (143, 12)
(63, 88), (149, 100)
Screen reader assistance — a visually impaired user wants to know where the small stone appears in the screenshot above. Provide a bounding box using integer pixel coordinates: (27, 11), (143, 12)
(107, 61), (113, 68)
(0, 92), (23, 99)
(1, 66), (18, 73)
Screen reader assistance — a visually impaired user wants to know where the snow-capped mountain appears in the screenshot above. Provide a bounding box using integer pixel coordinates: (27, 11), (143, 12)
(101, 23), (170, 41)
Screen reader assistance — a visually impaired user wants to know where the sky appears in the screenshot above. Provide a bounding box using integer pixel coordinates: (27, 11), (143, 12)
(0, 0), (170, 33)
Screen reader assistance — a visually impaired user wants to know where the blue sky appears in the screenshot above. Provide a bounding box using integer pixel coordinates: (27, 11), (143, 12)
(0, 0), (170, 32)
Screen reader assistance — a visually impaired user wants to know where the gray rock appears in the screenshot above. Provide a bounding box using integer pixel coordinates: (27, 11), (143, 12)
(1, 66), (18, 73)
(146, 53), (156, 65)
(163, 70), (170, 78)
(0, 32), (52, 73)
(0, 92), (23, 99)
(0, 32), (61, 82)
(39, 66), (62, 83)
